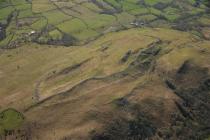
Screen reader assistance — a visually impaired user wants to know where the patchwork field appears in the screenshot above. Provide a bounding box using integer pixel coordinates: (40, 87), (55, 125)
(0, 0), (210, 140)
(0, 0), (210, 47)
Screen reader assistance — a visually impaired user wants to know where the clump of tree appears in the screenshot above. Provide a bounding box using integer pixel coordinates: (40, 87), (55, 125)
(194, 0), (210, 7)
(204, 0), (210, 7)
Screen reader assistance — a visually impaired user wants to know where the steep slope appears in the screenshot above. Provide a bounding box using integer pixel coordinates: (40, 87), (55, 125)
(0, 0), (210, 140)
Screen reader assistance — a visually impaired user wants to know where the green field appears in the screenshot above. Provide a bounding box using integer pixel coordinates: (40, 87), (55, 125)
(0, 109), (24, 135)
(0, 0), (209, 47)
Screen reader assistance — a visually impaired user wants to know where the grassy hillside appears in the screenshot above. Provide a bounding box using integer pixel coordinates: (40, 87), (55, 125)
(0, 0), (210, 140)
(0, 27), (210, 139)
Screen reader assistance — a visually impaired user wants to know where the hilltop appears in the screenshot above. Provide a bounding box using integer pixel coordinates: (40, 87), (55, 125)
(0, 0), (210, 140)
